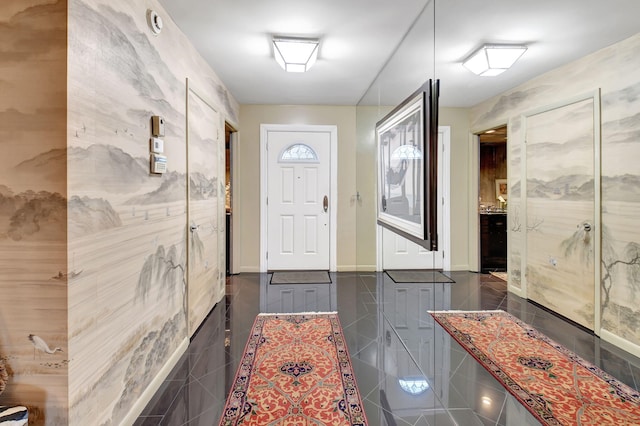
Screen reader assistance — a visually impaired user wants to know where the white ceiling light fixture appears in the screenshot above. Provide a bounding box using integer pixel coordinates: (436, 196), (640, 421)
(273, 36), (320, 73)
(463, 44), (527, 76)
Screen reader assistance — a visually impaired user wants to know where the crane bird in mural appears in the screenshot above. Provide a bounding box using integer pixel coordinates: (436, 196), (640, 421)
(28, 334), (63, 359)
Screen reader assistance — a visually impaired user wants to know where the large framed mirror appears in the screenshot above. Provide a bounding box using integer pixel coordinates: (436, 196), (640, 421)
(376, 80), (439, 250)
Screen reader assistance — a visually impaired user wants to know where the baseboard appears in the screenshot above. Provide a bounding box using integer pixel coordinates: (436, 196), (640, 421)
(120, 337), (189, 426)
(600, 328), (640, 359)
(449, 264), (470, 271)
(240, 265), (362, 273)
(355, 264), (377, 272)
(507, 284), (524, 297)
(336, 265), (358, 272)
(239, 264), (470, 273)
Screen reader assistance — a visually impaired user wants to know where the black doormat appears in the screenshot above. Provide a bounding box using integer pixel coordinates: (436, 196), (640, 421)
(270, 270), (332, 284)
(386, 270), (455, 283)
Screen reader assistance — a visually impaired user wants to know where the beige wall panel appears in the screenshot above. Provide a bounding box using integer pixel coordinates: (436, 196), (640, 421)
(355, 106), (391, 271)
(237, 105), (357, 271)
(440, 108), (472, 270)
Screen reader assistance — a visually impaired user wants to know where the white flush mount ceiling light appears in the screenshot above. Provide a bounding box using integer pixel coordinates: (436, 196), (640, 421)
(273, 36), (320, 73)
(463, 44), (527, 76)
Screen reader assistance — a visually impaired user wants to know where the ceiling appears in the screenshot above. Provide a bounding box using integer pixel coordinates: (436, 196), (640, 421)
(479, 126), (507, 144)
(159, 0), (640, 108)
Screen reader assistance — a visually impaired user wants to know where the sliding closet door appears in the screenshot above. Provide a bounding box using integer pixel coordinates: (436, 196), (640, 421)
(524, 93), (600, 330)
(187, 82), (224, 336)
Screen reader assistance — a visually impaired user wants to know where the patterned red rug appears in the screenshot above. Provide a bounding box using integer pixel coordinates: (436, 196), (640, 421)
(430, 310), (640, 425)
(219, 312), (368, 425)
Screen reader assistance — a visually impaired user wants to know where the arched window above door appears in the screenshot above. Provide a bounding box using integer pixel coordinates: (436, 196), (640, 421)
(279, 143), (318, 162)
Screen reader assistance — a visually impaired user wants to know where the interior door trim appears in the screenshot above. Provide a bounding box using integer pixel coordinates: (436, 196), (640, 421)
(259, 124), (338, 272)
(185, 77), (225, 336)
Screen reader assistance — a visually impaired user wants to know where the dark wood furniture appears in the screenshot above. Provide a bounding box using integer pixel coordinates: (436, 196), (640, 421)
(480, 213), (507, 272)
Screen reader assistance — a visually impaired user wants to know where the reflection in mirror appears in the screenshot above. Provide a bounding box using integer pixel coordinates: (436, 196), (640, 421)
(357, 1), (436, 107)
(356, 0), (437, 265)
(375, 266), (455, 422)
(376, 81), (439, 250)
(398, 377), (430, 395)
(377, 91), (425, 229)
(259, 273), (337, 313)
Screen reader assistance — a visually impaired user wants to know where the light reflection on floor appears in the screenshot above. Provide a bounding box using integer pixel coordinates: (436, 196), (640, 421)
(135, 271), (640, 425)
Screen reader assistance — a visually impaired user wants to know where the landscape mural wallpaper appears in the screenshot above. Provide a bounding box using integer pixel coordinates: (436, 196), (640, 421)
(0, 0), (237, 424)
(0, 0), (68, 423)
(524, 98), (596, 330)
(471, 32), (640, 355)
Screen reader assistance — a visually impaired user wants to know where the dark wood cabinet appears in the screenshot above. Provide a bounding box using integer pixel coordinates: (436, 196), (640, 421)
(480, 213), (507, 272)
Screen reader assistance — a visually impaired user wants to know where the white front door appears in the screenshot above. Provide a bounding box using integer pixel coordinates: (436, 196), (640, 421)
(263, 126), (333, 270)
(382, 127), (450, 270)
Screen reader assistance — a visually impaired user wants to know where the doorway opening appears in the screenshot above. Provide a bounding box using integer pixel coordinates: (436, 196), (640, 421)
(225, 122), (237, 276)
(478, 125), (507, 273)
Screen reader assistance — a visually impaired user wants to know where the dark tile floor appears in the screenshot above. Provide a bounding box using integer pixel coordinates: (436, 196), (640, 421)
(134, 271), (640, 425)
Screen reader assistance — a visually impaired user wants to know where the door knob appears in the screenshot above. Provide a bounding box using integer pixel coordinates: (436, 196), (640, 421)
(190, 224), (199, 232)
(583, 222), (592, 232)
(323, 195), (328, 212)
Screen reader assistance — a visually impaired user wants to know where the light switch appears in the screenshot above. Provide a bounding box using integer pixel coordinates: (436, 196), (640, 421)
(151, 115), (165, 137)
(150, 137), (164, 153)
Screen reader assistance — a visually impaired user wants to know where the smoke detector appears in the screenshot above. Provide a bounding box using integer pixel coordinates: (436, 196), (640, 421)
(147, 9), (163, 35)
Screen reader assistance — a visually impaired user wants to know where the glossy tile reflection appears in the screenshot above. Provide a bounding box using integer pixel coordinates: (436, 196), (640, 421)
(135, 272), (640, 425)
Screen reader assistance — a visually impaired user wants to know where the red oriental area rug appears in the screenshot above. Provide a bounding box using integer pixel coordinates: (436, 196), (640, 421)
(430, 310), (640, 425)
(219, 312), (368, 425)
